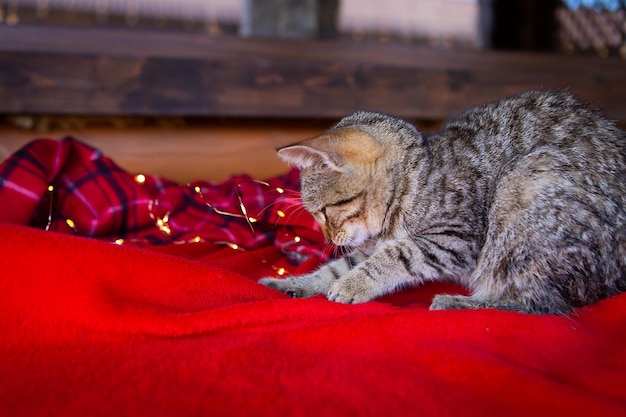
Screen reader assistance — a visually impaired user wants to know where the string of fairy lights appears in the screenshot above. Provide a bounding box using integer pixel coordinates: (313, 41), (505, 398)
(44, 173), (322, 277)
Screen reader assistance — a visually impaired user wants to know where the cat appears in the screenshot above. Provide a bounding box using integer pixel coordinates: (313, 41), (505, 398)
(259, 90), (626, 315)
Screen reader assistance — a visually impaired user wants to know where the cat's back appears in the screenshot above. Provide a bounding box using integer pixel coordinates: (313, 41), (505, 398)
(438, 90), (626, 192)
(448, 89), (619, 149)
(509, 91), (626, 201)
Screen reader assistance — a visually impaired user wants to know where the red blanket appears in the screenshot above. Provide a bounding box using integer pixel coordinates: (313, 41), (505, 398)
(1, 138), (625, 417)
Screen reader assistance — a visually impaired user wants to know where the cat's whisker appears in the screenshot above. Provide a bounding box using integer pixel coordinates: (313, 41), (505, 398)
(264, 201), (310, 229)
(254, 200), (284, 221)
(323, 241), (340, 259)
(283, 206), (310, 225)
(277, 188), (301, 196)
(337, 245), (351, 259)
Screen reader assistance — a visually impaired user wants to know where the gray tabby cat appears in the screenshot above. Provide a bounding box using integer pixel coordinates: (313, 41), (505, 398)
(259, 90), (626, 315)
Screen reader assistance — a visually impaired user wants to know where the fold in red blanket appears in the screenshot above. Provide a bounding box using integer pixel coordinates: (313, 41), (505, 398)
(1, 138), (625, 417)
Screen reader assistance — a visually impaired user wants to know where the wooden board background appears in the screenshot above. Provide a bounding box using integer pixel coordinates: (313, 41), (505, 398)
(1, 24), (625, 182)
(1, 24), (625, 121)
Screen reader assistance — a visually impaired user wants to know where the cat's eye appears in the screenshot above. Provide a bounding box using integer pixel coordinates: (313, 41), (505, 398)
(328, 192), (364, 208)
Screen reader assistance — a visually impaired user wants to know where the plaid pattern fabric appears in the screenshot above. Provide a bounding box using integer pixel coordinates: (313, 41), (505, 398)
(0, 137), (329, 263)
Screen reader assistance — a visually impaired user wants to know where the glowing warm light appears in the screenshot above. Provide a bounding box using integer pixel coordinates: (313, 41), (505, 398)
(42, 175), (303, 276)
(155, 218), (171, 235)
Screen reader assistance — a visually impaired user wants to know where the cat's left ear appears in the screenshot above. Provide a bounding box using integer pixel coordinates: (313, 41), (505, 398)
(277, 129), (382, 172)
(277, 136), (344, 172)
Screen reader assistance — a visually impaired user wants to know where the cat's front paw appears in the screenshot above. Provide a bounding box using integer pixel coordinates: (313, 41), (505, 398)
(258, 277), (317, 298)
(327, 273), (379, 304)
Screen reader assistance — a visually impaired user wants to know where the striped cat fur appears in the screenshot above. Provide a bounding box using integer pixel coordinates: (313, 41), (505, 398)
(260, 90), (626, 314)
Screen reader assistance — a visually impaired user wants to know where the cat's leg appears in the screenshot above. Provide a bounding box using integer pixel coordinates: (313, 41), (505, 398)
(258, 253), (364, 298)
(327, 238), (474, 304)
(429, 214), (573, 314)
(429, 294), (530, 313)
(428, 235), (568, 314)
(427, 226), (546, 313)
(429, 270), (571, 314)
(429, 157), (612, 315)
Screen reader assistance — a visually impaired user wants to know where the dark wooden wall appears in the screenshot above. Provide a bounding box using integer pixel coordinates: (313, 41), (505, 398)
(479, 0), (561, 51)
(1, 24), (625, 122)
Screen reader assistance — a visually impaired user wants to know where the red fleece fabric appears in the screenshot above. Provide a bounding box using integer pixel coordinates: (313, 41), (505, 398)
(1, 139), (625, 417)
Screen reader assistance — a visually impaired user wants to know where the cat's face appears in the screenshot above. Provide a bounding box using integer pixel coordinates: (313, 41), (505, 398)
(299, 166), (373, 247)
(278, 128), (389, 247)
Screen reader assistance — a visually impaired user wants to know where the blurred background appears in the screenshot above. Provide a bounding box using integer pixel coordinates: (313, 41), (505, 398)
(1, 0), (625, 182)
(2, 0), (625, 56)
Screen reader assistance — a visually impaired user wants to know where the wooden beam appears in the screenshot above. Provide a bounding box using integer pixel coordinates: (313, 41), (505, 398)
(1, 24), (625, 121)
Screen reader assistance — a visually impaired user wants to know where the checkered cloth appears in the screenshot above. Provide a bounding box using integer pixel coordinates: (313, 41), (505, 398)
(0, 137), (328, 263)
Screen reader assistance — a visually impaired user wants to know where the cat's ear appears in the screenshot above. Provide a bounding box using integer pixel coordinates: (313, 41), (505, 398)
(277, 137), (344, 172)
(277, 129), (381, 171)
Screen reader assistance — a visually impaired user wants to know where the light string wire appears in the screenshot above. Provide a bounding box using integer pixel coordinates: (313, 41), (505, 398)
(186, 178), (301, 276)
(45, 185), (77, 233)
(44, 174), (317, 277)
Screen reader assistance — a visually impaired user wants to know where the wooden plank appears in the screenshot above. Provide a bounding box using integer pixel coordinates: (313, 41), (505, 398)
(0, 121), (328, 182)
(2, 24), (624, 75)
(1, 25), (625, 121)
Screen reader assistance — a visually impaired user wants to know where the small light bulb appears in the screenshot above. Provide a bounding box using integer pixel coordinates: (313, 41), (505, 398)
(134, 174), (146, 184)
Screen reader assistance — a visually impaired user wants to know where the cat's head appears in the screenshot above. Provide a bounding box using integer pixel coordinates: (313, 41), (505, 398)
(278, 111), (422, 248)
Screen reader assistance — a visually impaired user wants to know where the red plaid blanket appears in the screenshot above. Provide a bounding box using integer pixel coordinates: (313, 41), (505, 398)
(0, 137), (328, 267)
